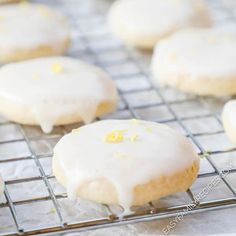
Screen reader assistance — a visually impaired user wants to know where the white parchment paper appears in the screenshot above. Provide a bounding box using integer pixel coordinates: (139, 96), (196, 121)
(1, 0), (236, 235)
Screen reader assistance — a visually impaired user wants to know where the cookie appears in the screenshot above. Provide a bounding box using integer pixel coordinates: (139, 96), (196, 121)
(0, 57), (118, 133)
(0, 3), (70, 62)
(53, 119), (199, 212)
(108, 0), (211, 49)
(151, 26), (236, 96)
(222, 100), (236, 144)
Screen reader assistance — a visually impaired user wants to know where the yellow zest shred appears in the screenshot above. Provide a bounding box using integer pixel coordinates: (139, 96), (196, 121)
(51, 62), (63, 74)
(72, 128), (80, 133)
(105, 130), (127, 143)
(37, 6), (51, 17)
(129, 134), (138, 142)
(199, 151), (210, 159)
(131, 119), (140, 124)
(146, 127), (153, 133)
(49, 208), (56, 214)
(20, 0), (29, 7)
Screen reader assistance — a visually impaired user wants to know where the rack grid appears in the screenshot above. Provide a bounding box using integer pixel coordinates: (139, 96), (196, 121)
(0, 0), (236, 235)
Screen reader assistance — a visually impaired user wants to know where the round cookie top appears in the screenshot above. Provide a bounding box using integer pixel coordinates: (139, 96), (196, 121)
(0, 3), (69, 52)
(152, 26), (236, 78)
(108, 0), (211, 47)
(53, 119), (199, 210)
(0, 57), (118, 133)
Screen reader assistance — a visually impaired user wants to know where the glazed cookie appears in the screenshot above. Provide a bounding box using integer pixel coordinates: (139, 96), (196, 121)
(0, 57), (118, 133)
(108, 0), (211, 49)
(151, 27), (236, 96)
(53, 119), (199, 212)
(0, 3), (70, 62)
(222, 100), (236, 144)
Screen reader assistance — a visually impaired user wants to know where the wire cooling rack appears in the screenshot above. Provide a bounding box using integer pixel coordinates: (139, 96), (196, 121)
(1, 0), (236, 235)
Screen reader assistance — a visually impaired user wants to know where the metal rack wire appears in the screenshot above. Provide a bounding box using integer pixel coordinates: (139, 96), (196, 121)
(0, 0), (236, 235)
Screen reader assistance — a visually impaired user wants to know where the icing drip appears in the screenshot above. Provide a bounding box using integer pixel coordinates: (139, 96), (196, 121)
(54, 119), (199, 212)
(0, 57), (118, 133)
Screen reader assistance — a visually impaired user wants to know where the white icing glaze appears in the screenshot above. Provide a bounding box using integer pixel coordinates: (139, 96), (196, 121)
(0, 174), (4, 195)
(151, 26), (236, 79)
(0, 3), (69, 52)
(54, 119), (199, 211)
(223, 100), (236, 130)
(109, 0), (210, 35)
(0, 57), (118, 133)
